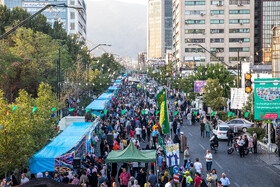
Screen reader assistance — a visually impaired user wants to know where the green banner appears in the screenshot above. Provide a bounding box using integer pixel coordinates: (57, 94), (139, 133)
(142, 110), (146, 115)
(86, 109), (91, 113)
(104, 109), (108, 115)
(174, 111), (179, 116)
(69, 108), (74, 112)
(156, 111), (160, 115)
(264, 120), (273, 123)
(254, 78), (280, 120)
(193, 111), (198, 116)
(122, 110), (126, 115)
(156, 88), (170, 134)
(211, 111), (216, 117)
(228, 112), (232, 117)
(245, 112), (250, 118)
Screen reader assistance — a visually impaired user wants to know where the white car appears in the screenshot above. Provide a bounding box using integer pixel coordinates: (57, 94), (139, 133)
(213, 124), (229, 140)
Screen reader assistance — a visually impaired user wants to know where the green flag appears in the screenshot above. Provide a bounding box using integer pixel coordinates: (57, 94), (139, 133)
(51, 108), (56, 112)
(228, 112), (232, 117)
(122, 110), (126, 115)
(156, 111), (160, 115)
(211, 111), (217, 117)
(86, 109), (91, 113)
(104, 109), (108, 115)
(174, 111), (179, 116)
(119, 97), (122, 100)
(232, 113), (235, 116)
(12, 106), (17, 111)
(142, 110), (146, 115)
(156, 88), (170, 134)
(245, 112), (250, 118)
(69, 108), (74, 112)
(32, 107), (37, 113)
(193, 111), (198, 116)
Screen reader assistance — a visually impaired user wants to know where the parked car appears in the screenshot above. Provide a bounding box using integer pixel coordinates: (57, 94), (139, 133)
(213, 124), (229, 140)
(223, 118), (254, 132)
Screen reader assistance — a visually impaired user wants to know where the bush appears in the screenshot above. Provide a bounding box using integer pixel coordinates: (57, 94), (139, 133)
(227, 116), (238, 122)
(247, 127), (266, 140)
(218, 111), (227, 121)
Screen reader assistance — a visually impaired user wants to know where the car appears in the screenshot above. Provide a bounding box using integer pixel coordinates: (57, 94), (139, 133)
(213, 124), (229, 140)
(223, 118), (254, 132)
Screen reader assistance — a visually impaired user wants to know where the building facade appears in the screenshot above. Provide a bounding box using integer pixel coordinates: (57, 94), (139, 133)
(172, 0), (255, 69)
(1, 0), (87, 40)
(148, 0), (173, 59)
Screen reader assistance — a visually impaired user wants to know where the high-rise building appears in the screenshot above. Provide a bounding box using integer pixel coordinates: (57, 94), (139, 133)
(255, 0), (280, 64)
(172, 0), (255, 69)
(138, 52), (147, 67)
(1, 0), (87, 40)
(148, 0), (173, 59)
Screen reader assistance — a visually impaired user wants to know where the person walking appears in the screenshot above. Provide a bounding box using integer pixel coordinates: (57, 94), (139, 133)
(184, 147), (190, 167)
(189, 163), (196, 181)
(205, 121), (211, 138)
(253, 131), (258, 154)
(194, 158), (204, 176)
(220, 173), (230, 187)
(200, 122), (205, 138)
(180, 132), (187, 153)
(187, 112), (192, 126)
(204, 150), (213, 171)
(226, 127), (234, 146)
(119, 168), (131, 187)
(148, 170), (157, 187)
(237, 136), (245, 158)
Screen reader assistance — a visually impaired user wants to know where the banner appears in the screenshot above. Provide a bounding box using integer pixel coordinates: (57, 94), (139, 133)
(166, 144), (179, 167)
(254, 78), (280, 120)
(194, 81), (207, 93)
(156, 88), (170, 134)
(230, 88), (248, 109)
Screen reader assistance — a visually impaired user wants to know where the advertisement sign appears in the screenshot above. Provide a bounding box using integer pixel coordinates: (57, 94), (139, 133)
(194, 81), (207, 93)
(254, 78), (280, 120)
(230, 88), (248, 109)
(166, 144), (180, 167)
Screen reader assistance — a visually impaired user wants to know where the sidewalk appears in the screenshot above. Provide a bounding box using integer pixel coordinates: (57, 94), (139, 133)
(257, 141), (280, 170)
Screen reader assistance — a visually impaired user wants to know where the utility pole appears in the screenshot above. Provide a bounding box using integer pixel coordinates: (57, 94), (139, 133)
(237, 49), (240, 88)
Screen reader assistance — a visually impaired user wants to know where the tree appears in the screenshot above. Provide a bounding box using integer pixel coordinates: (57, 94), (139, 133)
(241, 93), (254, 120)
(0, 83), (60, 177)
(203, 78), (227, 111)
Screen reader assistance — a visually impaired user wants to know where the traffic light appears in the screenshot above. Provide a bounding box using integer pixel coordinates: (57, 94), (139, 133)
(245, 73), (252, 93)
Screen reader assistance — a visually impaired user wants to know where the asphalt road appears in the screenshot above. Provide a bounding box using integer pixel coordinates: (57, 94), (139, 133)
(178, 121), (280, 187)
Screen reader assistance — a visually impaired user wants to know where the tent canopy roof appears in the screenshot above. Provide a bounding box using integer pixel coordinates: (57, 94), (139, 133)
(86, 99), (107, 110)
(105, 143), (156, 163)
(97, 93), (114, 100)
(107, 86), (119, 91)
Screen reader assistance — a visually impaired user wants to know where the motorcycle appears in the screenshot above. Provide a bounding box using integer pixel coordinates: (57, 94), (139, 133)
(227, 141), (249, 155)
(210, 142), (219, 153)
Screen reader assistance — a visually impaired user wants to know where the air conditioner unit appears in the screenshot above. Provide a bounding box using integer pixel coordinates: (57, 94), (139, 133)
(240, 22), (243, 25)
(203, 32), (206, 35)
(210, 13), (214, 16)
(201, 13), (205, 16)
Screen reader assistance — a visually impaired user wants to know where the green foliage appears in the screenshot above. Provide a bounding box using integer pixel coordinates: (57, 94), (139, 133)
(203, 78), (227, 111)
(227, 116), (238, 121)
(218, 111), (228, 121)
(247, 127), (266, 140)
(241, 93), (254, 120)
(0, 83), (61, 176)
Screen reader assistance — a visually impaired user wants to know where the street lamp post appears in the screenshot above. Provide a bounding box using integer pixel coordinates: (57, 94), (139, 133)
(0, 3), (83, 40)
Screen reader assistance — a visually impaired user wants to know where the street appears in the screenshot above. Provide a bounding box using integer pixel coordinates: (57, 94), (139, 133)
(179, 121), (280, 187)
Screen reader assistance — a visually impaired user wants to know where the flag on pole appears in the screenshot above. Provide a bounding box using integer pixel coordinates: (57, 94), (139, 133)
(245, 112), (250, 118)
(156, 88), (170, 134)
(51, 108), (56, 112)
(86, 109), (91, 113)
(156, 111), (160, 115)
(12, 106), (17, 111)
(122, 110), (126, 115)
(104, 109), (108, 115)
(32, 107), (38, 113)
(228, 112), (232, 117)
(211, 111), (217, 117)
(193, 111), (198, 116)
(174, 111), (179, 116)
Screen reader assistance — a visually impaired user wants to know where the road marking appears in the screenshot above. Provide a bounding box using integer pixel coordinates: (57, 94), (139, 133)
(234, 182), (240, 187)
(243, 184), (249, 187)
(199, 144), (205, 150)
(214, 160), (223, 169)
(188, 132), (193, 137)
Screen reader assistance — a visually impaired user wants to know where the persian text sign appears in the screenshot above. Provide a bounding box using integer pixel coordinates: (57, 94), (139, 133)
(254, 79), (280, 120)
(194, 81), (207, 93)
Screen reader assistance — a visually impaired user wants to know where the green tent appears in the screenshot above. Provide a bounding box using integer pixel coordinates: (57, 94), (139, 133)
(105, 143), (156, 163)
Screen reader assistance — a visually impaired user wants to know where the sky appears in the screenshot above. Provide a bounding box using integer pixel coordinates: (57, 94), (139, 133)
(86, 0), (147, 59)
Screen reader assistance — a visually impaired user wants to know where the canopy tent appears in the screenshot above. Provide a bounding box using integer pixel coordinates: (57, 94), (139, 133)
(97, 93), (114, 100)
(107, 86), (119, 93)
(115, 80), (122, 83)
(91, 111), (103, 118)
(105, 143), (156, 163)
(29, 122), (94, 174)
(86, 99), (107, 111)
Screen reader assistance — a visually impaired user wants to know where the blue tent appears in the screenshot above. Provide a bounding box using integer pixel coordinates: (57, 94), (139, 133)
(115, 80), (122, 83)
(29, 122), (94, 174)
(86, 99), (107, 110)
(92, 111), (103, 118)
(97, 93), (114, 100)
(107, 86), (119, 92)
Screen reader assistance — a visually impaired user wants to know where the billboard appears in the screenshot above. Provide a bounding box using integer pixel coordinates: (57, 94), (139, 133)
(254, 78), (280, 120)
(165, 144), (180, 167)
(194, 81), (207, 93)
(230, 88), (248, 109)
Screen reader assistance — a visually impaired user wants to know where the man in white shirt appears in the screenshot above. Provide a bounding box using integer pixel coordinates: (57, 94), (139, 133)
(194, 158), (204, 175)
(135, 126), (142, 141)
(204, 150), (213, 171)
(21, 174), (29, 184)
(220, 173), (230, 187)
(165, 177), (173, 187)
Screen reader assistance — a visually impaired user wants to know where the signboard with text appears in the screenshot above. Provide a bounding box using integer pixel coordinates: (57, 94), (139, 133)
(230, 88), (248, 109)
(194, 80), (207, 93)
(254, 78), (280, 120)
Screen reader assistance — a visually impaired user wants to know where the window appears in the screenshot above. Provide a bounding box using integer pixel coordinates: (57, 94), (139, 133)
(210, 57), (224, 61)
(229, 38), (250, 43)
(229, 57), (250, 61)
(211, 0), (224, 5)
(210, 38), (224, 43)
(229, 0), (250, 5)
(210, 19), (224, 24)
(229, 28), (250, 33)
(70, 23), (75, 30)
(229, 10), (250, 14)
(185, 29), (205, 34)
(229, 47), (250, 52)
(229, 19), (250, 24)
(70, 0), (75, 5)
(185, 38), (205, 43)
(185, 10), (206, 15)
(185, 20), (205, 24)
(70, 12), (75, 19)
(210, 10), (224, 15)
(185, 48), (205, 53)
(185, 1), (205, 5)
(210, 48), (224, 52)
(210, 29), (224, 33)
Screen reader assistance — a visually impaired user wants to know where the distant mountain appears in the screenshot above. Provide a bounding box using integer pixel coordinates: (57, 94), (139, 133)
(86, 0), (147, 59)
